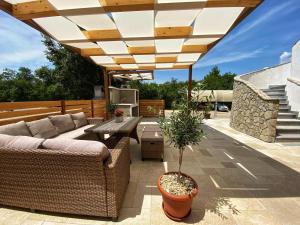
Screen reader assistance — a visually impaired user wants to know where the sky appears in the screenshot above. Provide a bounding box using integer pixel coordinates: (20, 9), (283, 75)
(0, 0), (300, 83)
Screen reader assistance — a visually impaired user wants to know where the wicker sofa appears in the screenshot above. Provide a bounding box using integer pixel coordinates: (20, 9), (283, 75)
(0, 113), (130, 220)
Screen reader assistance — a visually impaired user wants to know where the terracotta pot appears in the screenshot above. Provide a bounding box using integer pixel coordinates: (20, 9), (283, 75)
(157, 172), (198, 221)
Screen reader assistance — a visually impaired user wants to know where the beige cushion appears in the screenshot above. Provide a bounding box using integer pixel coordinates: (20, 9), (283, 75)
(27, 118), (59, 139)
(49, 114), (75, 134)
(0, 121), (32, 136)
(42, 138), (110, 160)
(71, 112), (88, 128)
(54, 124), (94, 139)
(0, 134), (44, 149)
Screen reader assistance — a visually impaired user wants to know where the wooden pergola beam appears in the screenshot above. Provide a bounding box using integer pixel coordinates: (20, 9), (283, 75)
(61, 34), (222, 43)
(188, 65), (193, 102)
(0, 0), (12, 13)
(12, 0), (262, 20)
(79, 45), (207, 57)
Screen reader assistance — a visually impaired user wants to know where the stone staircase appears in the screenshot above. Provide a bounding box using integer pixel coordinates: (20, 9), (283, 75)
(262, 85), (300, 143)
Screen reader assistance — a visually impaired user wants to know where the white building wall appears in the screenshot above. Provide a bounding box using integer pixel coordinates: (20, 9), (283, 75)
(287, 40), (300, 112)
(240, 63), (291, 89)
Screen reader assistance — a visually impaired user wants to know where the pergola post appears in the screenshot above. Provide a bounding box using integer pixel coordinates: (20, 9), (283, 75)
(188, 65), (193, 103)
(103, 68), (110, 119)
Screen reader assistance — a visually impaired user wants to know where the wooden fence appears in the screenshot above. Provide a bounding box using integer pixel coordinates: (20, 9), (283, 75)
(0, 99), (106, 126)
(139, 99), (165, 117)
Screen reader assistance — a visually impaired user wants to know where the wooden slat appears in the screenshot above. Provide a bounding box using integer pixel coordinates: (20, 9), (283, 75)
(182, 45), (208, 53)
(65, 100), (91, 105)
(206, 0), (261, 8)
(128, 46), (155, 55)
(114, 57), (136, 64)
(155, 56), (177, 63)
(0, 107), (61, 120)
(0, 0), (12, 13)
(12, 0), (59, 20)
(0, 112), (61, 126)
(12, 0), (261, 20)
(0, 101), (61, 111)
(82, 30), (121, 40)
(61, 34), (223, 43)
(139, 99), (165, 117)
(81, 48), (105, 57)
(65, 105), (91, 110)
(0, 99), (107, 125)
(138, 65), (155, 70)
(155, 26), (192, 37)
(172, 65), (190, 69)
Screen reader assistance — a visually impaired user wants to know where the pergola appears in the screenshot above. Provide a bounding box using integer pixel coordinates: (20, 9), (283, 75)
(0, 0), (262, 104)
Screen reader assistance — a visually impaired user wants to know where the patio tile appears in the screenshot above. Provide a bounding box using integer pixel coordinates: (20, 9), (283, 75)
(232, 210), (281, 225)
(109, 208), (151, 225)
(20, 220), (44, 225)
(256, 198), (300, 225)
(194, 210), (237, 225)
(0, 211), (30, 225)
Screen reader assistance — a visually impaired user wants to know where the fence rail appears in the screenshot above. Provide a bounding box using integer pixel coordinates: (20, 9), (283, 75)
(0, 99), (106, 126)
(139, 99), (165, 117)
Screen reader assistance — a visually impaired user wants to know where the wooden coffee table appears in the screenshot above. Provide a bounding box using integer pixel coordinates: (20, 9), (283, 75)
(84, 116), (142, 143)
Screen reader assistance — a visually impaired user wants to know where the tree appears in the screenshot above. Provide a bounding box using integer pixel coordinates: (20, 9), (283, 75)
(202, 66), (236, 90)
(0, 36), (104, 102)
(43, 37), (102, 100)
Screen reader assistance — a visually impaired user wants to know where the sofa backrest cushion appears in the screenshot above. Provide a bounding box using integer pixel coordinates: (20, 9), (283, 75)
(0, 121), (32, 137)
(42, 138), (110, 160)
(71, 112), (88, 128)
(27, 118), (59, 139)
(0, 134), (44, 149)
(49, 114), (75, 134)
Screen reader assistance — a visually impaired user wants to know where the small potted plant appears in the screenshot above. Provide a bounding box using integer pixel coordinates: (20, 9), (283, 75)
(107, 103), (118, 119)
(114, 108), (124, 123)
(158, 102), (204, 220)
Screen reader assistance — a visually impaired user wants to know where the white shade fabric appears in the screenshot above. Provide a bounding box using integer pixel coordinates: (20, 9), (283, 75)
(3, 0), (260, 70)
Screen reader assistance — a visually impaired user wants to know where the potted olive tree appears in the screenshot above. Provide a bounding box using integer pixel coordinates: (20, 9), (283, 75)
(158, 101), (204, 220)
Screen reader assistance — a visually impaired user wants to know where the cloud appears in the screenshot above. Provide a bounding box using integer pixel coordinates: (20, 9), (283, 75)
(279, 51), (292, 64)
(218, 0), (299, 47)
(0, 11), (49, 72)
(194, 49), (263, 68)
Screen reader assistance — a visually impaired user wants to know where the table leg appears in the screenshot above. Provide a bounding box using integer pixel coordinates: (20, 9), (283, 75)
(130, 126), (140, 144)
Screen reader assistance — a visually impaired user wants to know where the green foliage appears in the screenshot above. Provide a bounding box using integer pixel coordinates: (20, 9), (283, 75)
(107, 103), (118, 114)
(0, 37), (102, 102)
(126, 67), (235, 110)
(159, 100), (204, 174)
(202, 66), (236, 90)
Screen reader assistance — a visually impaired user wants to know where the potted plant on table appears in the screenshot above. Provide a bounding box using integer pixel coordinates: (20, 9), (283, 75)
(158, 101), (204, 221)
(107, 103), (118, 119)
(114, 108), (124, 123)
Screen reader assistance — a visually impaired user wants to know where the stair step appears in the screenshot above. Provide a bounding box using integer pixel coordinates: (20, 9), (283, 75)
(279, 105), (290, 110)
(269, 96), (287, 100)
(269, 85), (286, 90)
(279, 108), (290, 112)
(278, 112), (297, 119)
(276, 134), (300, 142)
(262, 88), (286, 92)
(279, 101), (289, 105)
(277, 119), (300, 126)
(265, 92), (286, 96)
(277, 126), (300, 134)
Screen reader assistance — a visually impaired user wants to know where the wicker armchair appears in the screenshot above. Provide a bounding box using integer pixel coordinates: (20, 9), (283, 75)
(0, 137), (130, 220)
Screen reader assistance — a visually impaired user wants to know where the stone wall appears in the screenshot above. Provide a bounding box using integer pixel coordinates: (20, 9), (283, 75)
(230, 77), (279, 142)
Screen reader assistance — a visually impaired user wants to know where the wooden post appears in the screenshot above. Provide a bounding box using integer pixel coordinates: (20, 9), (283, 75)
(91, 100), (94, 117)
(103, 68), (110, 120)
(188, 65), (193, 102)
(61, 100), (66, 115)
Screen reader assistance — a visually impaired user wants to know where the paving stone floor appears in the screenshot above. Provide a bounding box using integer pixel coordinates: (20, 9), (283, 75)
(0, 118), (300, 225)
